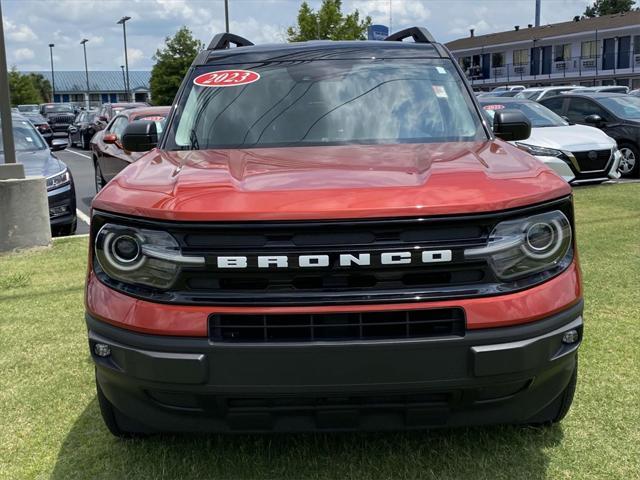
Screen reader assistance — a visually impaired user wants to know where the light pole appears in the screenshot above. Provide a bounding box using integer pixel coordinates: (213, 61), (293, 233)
(117, 16), (131, 102)
(48, 43), (55, 102)
(0, 0), (17, 167)
(224, 0), (229, 33)
(80, 39), (90, 109)
(120, 65), (126, 100)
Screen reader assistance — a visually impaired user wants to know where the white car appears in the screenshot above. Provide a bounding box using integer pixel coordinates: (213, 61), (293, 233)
(491, 85), (525, 92)
(480, 97), (621, 184)
(515, 86), (584, 102)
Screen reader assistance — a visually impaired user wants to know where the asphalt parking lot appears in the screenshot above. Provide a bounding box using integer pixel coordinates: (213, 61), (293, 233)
(56, 147), (95, 235)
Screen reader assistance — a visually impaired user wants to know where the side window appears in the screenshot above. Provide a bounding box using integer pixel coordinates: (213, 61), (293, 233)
(566, 98), (608, 123)
(541, 96), (565, 113)
(108, 116), (128, 137)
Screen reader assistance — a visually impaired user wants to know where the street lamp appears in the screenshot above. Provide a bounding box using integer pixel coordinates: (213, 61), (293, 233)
(117, 16), (131, 102)
(80, 39), (90, 109)
(48, 43), (55, 103)
(120, 65), (126, 100)
(224, 0), (229, 33)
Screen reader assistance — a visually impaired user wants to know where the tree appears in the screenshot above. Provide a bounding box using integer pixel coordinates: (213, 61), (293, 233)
(583, 0), (636, 17)
(287, 0), (372, 42)
(8, 68), (43, 106)
(27, 73), (52, 103)
(150, 26), (204, 105)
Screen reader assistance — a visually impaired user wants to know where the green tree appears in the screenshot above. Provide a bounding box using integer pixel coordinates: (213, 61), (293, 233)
(8, 68), (42, 106)
(150, 26), (204, 105)
(27, 73), (52, 103)
(287, 0), (372, 42)
(583, 0), (636, 17)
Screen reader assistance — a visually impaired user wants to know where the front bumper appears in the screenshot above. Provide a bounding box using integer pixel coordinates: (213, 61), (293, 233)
(48, 182), (76, 227)
(87, 300), (583, 432)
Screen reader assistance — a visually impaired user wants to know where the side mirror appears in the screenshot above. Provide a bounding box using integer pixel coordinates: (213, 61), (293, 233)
(122, 120), (158, 152)
(50, 139), (68, 151)
(98, 115), (108, 122)
(492, 109), (531, 141)
(103, 133), (118, 144)
(585, 114), (603, 125)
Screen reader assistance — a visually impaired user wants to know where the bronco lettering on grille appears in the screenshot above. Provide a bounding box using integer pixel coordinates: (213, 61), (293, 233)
(215, 250), (453, 269)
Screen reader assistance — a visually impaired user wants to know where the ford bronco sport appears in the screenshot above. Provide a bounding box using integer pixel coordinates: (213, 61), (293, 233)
(86, 28), (583, 436)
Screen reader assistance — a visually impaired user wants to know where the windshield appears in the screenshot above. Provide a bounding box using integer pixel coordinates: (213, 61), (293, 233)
(17, 105), (39, 112)
(481, 101), (568, 128)
(516, 90), (541, 100)
(138, 114), (168, 134)
(43, 104), (74, 113)
(599, 96), (640, 119)
(166, 59), (486, 150)
(0, 120), (47, 153)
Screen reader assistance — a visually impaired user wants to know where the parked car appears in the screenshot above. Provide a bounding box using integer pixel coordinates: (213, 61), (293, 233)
(68, 110), (99, 150)
(20, 111), (54, 146)
(479, 97), (620, 184)
(577, 86), (629, 94)
(515, 86), (584, 102)
(39, 103), (76, 135)
(17, 104), (39, 113)
(1, 114), (76, 235)
(95, 102), (150, 132)
(86, 28), (583, 436)
(92, 106), (170, 190)
(490, 85), (525, 92)
(540, 92), (640, 177)
(629, 89), (640, 97)
(478, 90), (520, 98)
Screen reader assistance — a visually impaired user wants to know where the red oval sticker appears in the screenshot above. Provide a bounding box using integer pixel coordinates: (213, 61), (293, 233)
(193, 69), (260, 88)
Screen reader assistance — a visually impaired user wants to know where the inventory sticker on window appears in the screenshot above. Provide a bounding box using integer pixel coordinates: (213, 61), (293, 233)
(483, 104), (506, 111)
(193, 70), (260, 87)
(432, 85), (448, 98)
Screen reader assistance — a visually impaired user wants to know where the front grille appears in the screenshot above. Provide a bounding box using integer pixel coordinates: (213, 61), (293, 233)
(210, 308), (465, 342)
(50, 115), (74, 125)
(572, 149), (611, 172)
(93, 196), (574, 306)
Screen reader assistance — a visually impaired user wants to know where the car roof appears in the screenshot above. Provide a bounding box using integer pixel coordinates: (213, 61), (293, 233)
(551, 92), (627, 99)
(198, 40), (442, 65)
(121, 106), (171, 120)
(478, 97), (535, 104)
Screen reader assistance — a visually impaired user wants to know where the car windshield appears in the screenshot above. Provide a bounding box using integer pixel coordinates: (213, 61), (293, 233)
(481, 101), (568, 128)
(599, 96), (640, 119)
(0, 120), (47, 153)
(43, 104), (74, 113)
(138, 114), (167, 134)
(166, 59), (486, 150)
(516, 90), (541, 100)
(17, 105), (38, 112)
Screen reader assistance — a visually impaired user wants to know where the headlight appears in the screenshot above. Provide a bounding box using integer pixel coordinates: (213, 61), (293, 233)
(515, 143), (565, 158)
(95, 223), (204, 289)
(46, 169), (71, 191)
(465, 210), (572, 281)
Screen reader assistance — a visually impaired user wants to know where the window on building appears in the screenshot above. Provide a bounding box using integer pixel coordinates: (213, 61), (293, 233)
(491, 52), (505, 68)
(581, 40), (598, 59)
(634, 36), (640, 55)
(554, 44), (571, 62)
(513, 49), (529, 65)
(458, 56), (471, 71)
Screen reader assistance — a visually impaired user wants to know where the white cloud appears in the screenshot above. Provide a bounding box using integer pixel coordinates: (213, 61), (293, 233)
(3, 19), (38, 42)
(14, 48), (35, 61)
(121, 48), (145, 66)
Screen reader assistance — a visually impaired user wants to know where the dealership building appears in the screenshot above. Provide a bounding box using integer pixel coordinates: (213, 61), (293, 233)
(446, 11), (640, 90)
(31, 70), (151, 106)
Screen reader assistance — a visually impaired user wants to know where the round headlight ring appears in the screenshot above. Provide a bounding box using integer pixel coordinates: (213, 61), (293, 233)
(521, 218), (564, 260)
(102, 231), (146, 272)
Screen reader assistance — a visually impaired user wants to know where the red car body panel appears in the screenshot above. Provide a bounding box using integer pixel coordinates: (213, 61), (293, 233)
(92, 140), (571, 222)
(85, 259), (581, 337)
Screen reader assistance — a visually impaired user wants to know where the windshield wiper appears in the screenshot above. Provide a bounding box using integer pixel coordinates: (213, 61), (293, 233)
(189, 128), (200, 150)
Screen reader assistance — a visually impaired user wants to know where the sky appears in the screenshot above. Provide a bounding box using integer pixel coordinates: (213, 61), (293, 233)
(2, 0), (596, 71)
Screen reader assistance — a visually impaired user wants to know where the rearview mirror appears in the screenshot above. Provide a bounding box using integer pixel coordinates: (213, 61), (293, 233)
(50, 139), (68, 151)
(585, 114), (602, 125)
(121, 120), (158, 152)
(492, 110), (531, 142)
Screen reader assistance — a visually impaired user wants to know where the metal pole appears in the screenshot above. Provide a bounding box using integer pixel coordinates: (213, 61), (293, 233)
(389, 0), (392, 32)
(81, 39), (90, 109)
(224, 0), (229, 33)
(49, 43), (55, 102)
(0, 0), (17, 164)
(118, 16), (131, 102)
(535, 0), (541, 27)
(120, 65), (126, 100)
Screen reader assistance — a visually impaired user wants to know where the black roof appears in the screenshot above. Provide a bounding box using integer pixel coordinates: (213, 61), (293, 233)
(195, 39), (443, 66)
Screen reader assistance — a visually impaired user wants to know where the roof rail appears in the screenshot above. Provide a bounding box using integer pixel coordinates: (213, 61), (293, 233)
(207, 33), (254, 50)
(384, 27), (436, 44)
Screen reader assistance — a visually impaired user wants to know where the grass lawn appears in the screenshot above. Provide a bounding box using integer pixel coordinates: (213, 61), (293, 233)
(1, 183), (639, 480)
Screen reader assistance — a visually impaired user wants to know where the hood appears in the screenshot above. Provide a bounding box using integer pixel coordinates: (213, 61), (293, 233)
(0, 149), (66, 177)
(92, 141), (571, 222)
(522, 124), (616, 151)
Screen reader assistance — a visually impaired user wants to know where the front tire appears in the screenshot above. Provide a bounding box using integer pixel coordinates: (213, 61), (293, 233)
(618, 143), (640, 178)
(81, 133), (89, 150)
(53, 218), (77, 237)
